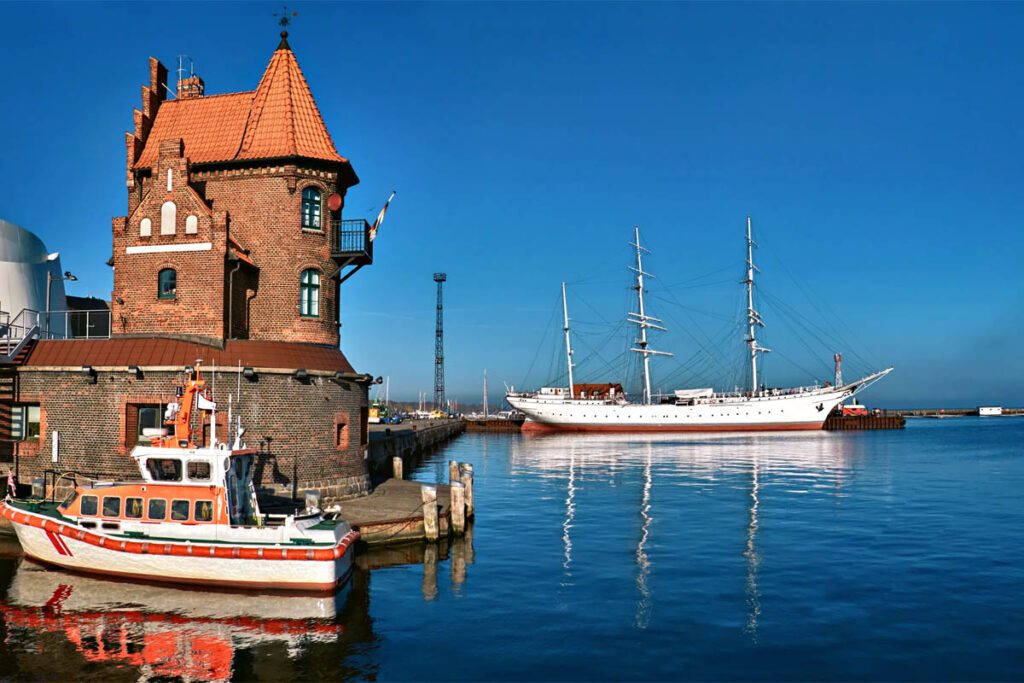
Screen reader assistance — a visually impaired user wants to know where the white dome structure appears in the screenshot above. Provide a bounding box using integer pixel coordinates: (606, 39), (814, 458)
(0, 219), (70, 337)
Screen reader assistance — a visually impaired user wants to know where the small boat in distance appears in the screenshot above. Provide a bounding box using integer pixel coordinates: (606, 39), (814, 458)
(507, 220), (892, 433)
(0, 363), (359, 592)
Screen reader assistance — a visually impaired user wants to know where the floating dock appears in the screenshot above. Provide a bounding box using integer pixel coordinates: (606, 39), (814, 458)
(823, 414), (905, 430)
(464, 417), (524, 433)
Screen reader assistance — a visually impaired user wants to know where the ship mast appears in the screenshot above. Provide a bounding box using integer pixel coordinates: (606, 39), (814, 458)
(628, 227), (672, 405)
(562, 281), (575, 398)
(744, 216), (770, 395)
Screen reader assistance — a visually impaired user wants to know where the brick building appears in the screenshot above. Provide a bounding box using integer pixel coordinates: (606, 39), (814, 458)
(1, 33), (377, 501)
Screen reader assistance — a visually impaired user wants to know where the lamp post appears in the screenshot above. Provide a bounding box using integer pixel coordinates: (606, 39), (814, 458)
(45, 270), (77, 339)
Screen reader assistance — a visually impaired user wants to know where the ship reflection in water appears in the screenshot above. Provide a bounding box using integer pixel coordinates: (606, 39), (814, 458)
(510, 430), (867, 642)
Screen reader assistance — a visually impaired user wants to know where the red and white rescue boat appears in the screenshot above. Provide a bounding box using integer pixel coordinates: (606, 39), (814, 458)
(0, 364), (359, 592)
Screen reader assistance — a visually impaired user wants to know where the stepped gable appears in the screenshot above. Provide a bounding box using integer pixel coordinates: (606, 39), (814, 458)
(133, 36), (345, 169)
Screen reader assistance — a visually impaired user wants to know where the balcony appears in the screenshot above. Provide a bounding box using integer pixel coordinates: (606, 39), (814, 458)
(332, 219), (374, 267)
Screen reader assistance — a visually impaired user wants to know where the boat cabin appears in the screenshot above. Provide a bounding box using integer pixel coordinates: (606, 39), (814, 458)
(58, 448), (261, 530)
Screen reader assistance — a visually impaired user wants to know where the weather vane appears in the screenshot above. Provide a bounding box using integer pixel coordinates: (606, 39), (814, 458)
(274, 6), (299, 31)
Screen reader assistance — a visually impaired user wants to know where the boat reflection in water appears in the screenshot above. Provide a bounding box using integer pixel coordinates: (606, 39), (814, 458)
(511, 431), (867, 638)
(1, 558), (351, 681)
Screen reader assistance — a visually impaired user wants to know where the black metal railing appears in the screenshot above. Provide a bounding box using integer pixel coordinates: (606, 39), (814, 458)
(332, 219), (373, 262)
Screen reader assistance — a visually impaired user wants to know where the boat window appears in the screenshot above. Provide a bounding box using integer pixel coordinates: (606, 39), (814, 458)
(125, 497), (143, 519)
(187, 460), (211, 481)
(171, 499), (190, 521)
(102, 496), (121, 518)
(194, 500), (213, 522)
(148, 499), (167, 520)
(146, 458), (182, 481)
(80, 495), (98, 516)
(60, 490), (78, 509)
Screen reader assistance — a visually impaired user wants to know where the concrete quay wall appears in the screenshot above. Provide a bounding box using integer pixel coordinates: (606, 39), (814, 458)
(367, 419), (465, 476)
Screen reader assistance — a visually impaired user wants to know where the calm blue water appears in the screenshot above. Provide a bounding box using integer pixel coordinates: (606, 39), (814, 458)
(0, 418), (1021, 680)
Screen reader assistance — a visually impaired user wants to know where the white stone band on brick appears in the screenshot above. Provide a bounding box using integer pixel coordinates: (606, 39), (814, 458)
(126, 242), (213, 255)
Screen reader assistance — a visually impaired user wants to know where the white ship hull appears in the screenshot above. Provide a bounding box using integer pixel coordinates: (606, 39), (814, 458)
(508, 387), (851, 433)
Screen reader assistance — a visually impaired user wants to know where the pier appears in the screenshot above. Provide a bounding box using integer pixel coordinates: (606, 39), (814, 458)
(340, 459), (474, 545)
(367, 419), (464, 476)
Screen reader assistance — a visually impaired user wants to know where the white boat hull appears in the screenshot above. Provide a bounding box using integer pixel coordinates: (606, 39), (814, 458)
(507, 387), (850, 433)
(3, 505), (357, 592)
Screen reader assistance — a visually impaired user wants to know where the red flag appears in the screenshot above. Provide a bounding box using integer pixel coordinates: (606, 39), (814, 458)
(369, 191), (396, 242)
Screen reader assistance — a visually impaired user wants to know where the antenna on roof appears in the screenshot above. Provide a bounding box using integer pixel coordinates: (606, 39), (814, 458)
(176, 55), (194, 87)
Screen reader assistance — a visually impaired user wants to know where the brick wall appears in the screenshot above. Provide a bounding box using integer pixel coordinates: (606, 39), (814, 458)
(200, 166), (344, 345)
(11, 367), (370, 502)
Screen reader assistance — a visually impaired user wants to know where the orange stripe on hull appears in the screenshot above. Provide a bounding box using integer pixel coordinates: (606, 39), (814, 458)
(520, 420), (824, 434)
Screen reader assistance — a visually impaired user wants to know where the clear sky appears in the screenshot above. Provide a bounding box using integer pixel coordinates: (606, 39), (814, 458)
(1, 2), (1022, 408)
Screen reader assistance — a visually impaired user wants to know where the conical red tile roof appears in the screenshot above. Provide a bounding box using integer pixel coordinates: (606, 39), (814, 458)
(134, 43), (346, 168)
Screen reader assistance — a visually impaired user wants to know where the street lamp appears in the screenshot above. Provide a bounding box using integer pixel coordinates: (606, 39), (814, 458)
(45, 270), (77, 338)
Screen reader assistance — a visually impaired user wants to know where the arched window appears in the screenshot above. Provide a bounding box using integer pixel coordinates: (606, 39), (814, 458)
(160, 201), (176, 235)
(301, 187), (322, 229)
(158, 268), (177, 300)
(300, 269), (320, 317)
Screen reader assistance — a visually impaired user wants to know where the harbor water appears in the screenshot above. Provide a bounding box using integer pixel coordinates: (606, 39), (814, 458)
(0, 417), (1021, 680)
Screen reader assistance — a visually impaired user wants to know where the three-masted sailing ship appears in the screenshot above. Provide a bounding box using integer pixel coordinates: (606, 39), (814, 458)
(506, 219), (892, 433)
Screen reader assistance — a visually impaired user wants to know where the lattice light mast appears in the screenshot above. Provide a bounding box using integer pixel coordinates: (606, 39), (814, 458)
(433, 273), (447, 410)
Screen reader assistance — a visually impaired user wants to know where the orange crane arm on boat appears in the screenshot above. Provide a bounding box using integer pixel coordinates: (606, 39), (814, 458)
(151, 366), (212, 448)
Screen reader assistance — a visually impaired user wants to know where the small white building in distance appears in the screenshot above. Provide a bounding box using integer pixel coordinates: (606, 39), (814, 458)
(977, 406), (1003, 416)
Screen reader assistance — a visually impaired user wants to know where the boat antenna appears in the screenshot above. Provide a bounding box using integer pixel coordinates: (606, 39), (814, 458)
(628, 226), (671, 405)
(562, 281), (575, 398)
(744, 216), (771, 395)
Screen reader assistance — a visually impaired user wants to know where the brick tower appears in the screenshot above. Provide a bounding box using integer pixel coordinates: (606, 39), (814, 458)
(3, 34), (377, 502)
(113, 32), (364, 345)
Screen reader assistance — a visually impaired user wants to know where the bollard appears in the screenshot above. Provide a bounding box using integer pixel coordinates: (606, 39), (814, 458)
(392, 456), (403, 480)
(449, 460), (460, 484)
(421, 485), (439, 541)
(450, 481), (466, 535)
(460, 462), (475, 519)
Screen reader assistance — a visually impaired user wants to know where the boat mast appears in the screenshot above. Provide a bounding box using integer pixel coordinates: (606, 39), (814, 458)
(628, 227), (671, 405)
(744, 216), (770, 395)
(562, 281), (575, 398)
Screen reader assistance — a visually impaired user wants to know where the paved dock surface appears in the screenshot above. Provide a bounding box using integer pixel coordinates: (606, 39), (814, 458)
(341, 479), (452, 544)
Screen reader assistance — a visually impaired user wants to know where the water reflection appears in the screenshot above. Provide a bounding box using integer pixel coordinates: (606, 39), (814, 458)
(562, 444), (576, 583)
(743, 457), (761, 642)
(511, 431), (867, 638)
(0, 558), (354, 681)
(635, 443), (653, 630)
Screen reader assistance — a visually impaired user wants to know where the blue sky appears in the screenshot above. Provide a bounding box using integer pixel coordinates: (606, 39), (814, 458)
(1, 2), (1022, 408)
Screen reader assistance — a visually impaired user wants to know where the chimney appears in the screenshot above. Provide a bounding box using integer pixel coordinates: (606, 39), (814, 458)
(177, 74), (205, 99)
